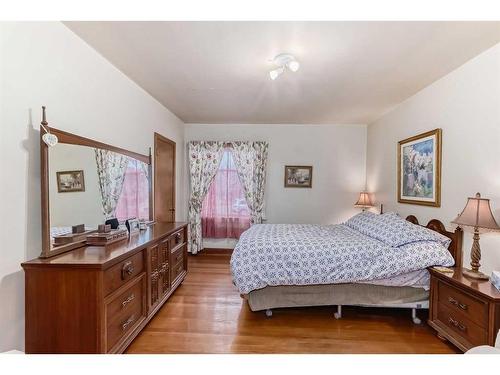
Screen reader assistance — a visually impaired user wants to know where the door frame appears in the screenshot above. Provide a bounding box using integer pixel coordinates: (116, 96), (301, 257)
(154, 132), (176, 222)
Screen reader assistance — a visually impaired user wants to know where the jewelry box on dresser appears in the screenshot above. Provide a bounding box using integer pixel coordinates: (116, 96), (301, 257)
(22, 114), (186, 353)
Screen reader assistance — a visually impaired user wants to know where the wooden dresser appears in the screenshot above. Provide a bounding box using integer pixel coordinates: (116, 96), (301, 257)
(22, 222), (188, 353)
(429, 267), (500, 352)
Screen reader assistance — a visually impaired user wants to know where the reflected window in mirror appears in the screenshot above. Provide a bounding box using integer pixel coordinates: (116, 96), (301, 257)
(48, 143), (151, 246)
(115, 159), (150, 222)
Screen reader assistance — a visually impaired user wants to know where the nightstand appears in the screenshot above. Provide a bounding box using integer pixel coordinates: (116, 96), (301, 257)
(429, 267), (500, 352)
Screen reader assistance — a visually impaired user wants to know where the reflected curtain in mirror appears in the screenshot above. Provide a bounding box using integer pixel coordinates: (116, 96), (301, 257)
(94, 149), (129, 220)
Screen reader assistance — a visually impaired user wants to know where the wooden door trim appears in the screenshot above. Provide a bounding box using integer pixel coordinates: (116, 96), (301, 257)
(154, 133), (176, 222)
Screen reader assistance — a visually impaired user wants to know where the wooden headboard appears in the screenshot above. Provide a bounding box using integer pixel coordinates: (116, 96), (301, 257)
(406, 215), (463, 267)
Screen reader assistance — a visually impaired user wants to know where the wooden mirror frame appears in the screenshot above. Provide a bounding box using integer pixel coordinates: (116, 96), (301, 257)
(40, 124), (152, 258)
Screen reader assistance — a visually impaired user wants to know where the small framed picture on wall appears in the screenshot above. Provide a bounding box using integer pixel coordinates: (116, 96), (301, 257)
(284, 166), (313, 188)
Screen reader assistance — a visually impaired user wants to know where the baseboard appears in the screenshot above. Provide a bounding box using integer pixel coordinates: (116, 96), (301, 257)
(202, 248), (233, 255)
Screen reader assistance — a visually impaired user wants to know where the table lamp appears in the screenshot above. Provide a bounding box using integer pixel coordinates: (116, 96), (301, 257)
(451, 192), (500, 279)
(354, 192), (374, 211)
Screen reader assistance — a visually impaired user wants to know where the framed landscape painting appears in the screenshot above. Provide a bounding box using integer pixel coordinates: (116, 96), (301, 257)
(284, 166), (313, 188)
(56, 170), (85, 193)
(398, 129), (441, 207)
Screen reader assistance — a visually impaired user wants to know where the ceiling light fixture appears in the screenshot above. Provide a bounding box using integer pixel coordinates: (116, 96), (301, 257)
(269, 53), (300, 80)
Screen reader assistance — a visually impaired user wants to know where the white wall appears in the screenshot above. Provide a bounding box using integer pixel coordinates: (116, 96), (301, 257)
(0, 22), (186, 352)
(367, 43), (500, 275)
(185, 123), (367, 248)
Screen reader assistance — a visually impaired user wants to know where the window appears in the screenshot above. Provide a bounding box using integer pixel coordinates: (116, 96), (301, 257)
(201, 148), (251, 239)
(115, 159), (149, 221)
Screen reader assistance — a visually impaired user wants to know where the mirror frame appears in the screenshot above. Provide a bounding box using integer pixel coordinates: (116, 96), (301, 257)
(40, 126), (152, 258)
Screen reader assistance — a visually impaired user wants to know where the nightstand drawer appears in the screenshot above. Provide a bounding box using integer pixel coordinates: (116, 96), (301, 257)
(437, 302), (487, 347)
(437, 280), (489, 328)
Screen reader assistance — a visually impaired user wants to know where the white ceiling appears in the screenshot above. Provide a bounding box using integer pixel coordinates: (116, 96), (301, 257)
(64, 21), (500, 124)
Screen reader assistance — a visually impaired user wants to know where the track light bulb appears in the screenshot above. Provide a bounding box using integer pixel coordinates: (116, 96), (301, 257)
(269, 67), (284, 80)
(287, 60), (300, 72)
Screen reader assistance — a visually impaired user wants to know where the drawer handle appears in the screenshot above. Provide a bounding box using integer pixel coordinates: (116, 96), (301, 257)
(448, 317), (467, 332)
(175, 232), (181, 244)
(122, 315), (135, 331)
(121, 261), (134, 280)
(121, 293), (135, 308)
(448, 296), (468, 310)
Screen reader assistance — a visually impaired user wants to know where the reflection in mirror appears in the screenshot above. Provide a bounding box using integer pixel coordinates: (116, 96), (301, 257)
(48, 143), (150, 248)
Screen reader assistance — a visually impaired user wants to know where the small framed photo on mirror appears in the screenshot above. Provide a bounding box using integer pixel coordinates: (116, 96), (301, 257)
(56, 170), (85, 193)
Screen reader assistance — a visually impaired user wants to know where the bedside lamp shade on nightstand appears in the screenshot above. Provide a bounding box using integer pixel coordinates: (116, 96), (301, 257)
(354, 192), (374, 211)
(451, 192), (500, 279)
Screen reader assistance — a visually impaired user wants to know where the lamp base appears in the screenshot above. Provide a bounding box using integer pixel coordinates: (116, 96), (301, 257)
(462, 268), (490, 280)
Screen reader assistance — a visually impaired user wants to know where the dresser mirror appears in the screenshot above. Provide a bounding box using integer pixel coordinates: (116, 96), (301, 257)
(41, 126), (152, 258)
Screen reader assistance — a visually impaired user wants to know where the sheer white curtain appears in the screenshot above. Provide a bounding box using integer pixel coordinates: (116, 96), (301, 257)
(201, 148), (251, 239)
(94, 149), (129, 219)
(187, 141), (225, 254)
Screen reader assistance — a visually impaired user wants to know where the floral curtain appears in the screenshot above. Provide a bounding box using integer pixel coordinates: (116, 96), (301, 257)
(231, 141), (269, 224)
(95, 149), (130, 220)
(188, 141), (225, 254)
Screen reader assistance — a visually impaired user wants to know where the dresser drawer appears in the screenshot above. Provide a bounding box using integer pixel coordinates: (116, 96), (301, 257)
(437, 280), (488, 328)
(171, 244), (184, 266)
(437, 302), (487, 347)
(105, 274), (145, 321)
(104, 251), (145, 296)
(168, 229), (185, 249)
(105, 274), (146, 352)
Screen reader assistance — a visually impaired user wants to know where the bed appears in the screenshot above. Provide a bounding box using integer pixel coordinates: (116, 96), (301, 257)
(230, 212), (463, 324)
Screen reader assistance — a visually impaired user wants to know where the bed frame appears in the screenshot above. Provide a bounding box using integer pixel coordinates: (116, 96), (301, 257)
(242, 215), (463, 324)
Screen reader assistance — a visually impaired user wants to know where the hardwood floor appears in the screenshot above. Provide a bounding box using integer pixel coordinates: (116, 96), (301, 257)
(126, 253), (460, 354)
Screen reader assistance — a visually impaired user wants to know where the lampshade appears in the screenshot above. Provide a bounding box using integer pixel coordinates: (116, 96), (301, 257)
(354, 192), (374, 208)
(451, 192), (500, 231)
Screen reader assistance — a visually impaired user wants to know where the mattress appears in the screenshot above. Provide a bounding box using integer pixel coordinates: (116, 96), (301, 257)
(230, 223), (454, 294)
(359, 269), (430, 290)
(246, 283), (429, 312)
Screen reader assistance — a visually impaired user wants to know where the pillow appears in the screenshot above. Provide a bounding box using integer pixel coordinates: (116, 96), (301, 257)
(345, 211), (451, 248)
(344, 210), (379, 233)
(374, 214), (451, 248)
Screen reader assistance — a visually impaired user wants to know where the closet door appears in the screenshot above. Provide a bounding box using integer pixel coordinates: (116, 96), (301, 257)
(154, 133), (176, 222)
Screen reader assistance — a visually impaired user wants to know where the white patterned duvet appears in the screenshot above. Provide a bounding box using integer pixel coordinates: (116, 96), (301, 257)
(230, 223), (454, 294)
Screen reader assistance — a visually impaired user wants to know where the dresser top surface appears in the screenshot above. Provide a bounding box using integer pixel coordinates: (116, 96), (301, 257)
(22, 222), (187, 269)
(430, 267), (500, 300)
